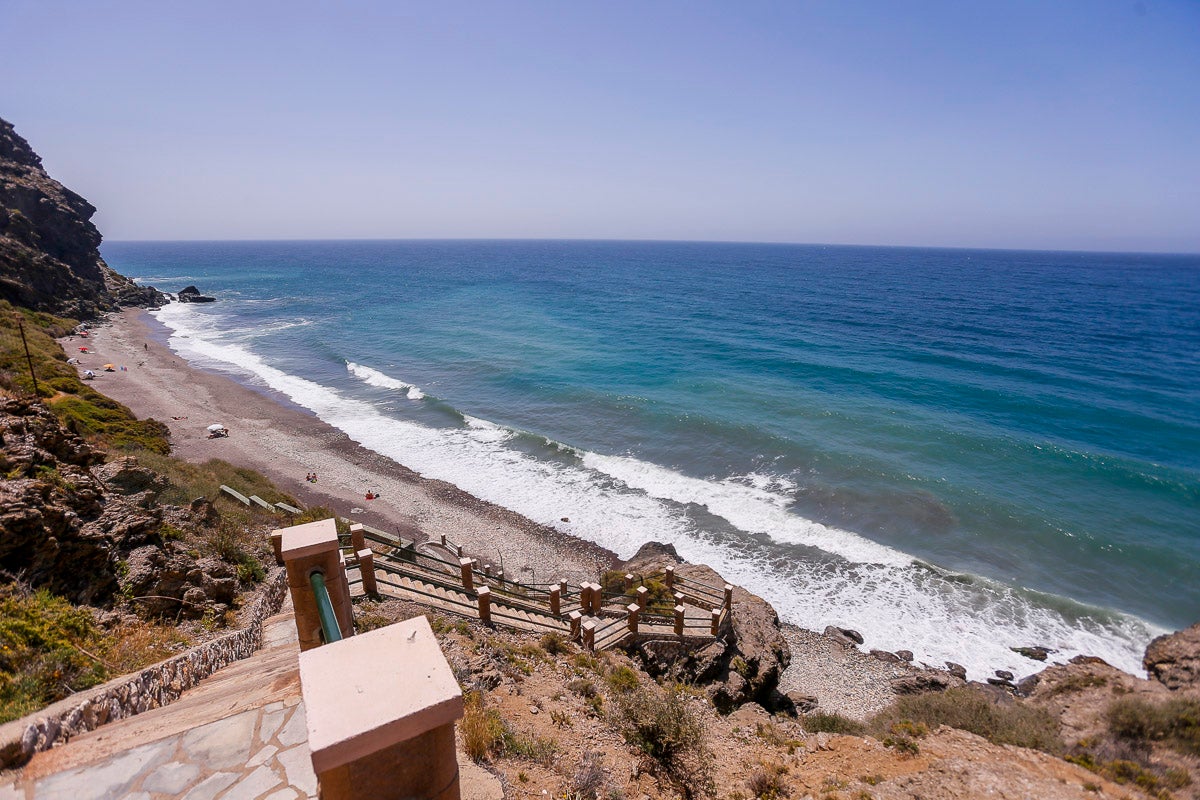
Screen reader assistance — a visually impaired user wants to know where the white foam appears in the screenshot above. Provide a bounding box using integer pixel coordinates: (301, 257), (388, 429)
(154, 302), (1164, 681)
(346, 362), (425, 400)
(582, 453), (911, 567)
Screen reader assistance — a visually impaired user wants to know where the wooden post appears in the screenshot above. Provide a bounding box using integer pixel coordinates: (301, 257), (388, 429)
(459, 558), (475, 592)
(623, 573), (634, 592)
(582, 620), (596, 652)
(724, 584), (733, 611)
(549, 584), (561, 616)
(664, 566), (674, 588)
(357, 549), (377, 597)
(569, 610), (582, 641)
(440, 533), (447, 547)
(710, 608), (721, 636)
(626, 603), (640, 634)
(673, 591), (684, 608)
(579, 583), (591, 615)
(483, 564), (491, 576)
(477, 585), (492, 625)
(636, 586), (648, 609)
(674, 605), (685, 636)
(590, 582), (603, 614)
(350, 523), (366, 553)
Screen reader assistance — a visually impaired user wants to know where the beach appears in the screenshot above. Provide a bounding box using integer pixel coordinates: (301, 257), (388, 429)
(70, 308), (615, 588)
(69, 307), (927, 718)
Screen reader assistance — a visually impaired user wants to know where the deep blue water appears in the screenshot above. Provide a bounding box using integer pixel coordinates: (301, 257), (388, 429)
(102, 240), (1200, 677)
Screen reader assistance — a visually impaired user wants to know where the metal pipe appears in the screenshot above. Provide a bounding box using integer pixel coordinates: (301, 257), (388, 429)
(309, 571), (343, 644)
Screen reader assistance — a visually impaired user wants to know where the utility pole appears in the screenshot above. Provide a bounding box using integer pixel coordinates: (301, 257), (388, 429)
(16, 319), (40, 396)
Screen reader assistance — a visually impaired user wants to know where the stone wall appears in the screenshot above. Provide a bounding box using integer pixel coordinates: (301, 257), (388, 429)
(0, 568), (288, 769)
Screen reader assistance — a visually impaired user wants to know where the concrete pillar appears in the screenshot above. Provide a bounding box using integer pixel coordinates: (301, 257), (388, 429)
(582, 620), (596, 652)
(569, 611), (582, 641)
(579, 583), (591, 615)
(636, 586), (648, 609)
(357, 549), (377, 597)
(271, 530), (284, 566)
(724, 584), (734, 611)
(301, 617), (464, 800)
(456, 545), (463, 557)
(674, 605), (685, 636)
(664, 566), (674, 588)
(589, 582), (603, 614)
(626, 603), (640, 635)
(549, 584), (561, 617)
(623, 573), (634, 592)
(459, 558), (475, 592)
(476, 585), (492, 625)
(279, 518), (355, 651)
(711, 608), (721, 636)
(673, 591), (684, 608)
(440, 533), (447, 547)
(350, 523), (366, 553)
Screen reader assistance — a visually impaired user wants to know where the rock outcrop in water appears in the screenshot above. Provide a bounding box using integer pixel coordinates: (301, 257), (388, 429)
(0, 117), (164, 317)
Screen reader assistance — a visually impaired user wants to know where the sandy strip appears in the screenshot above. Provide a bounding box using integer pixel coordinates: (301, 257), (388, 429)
(66, 308), (915, 715)
(65, 309), (615, 587)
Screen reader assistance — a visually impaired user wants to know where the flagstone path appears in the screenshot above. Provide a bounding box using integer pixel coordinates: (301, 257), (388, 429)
(0, 598), (501, 800)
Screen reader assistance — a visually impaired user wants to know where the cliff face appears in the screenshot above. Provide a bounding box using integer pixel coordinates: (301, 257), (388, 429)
(0, 117), (162, 318)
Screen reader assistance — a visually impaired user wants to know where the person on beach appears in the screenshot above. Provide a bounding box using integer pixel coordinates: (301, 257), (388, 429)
(365, 491), (375, 500)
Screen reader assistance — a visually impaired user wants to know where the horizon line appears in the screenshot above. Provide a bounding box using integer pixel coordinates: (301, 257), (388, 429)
(101, 236), (1200, 259)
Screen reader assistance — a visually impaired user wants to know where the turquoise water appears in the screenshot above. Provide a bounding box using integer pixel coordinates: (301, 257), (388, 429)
(103, 240), (1200, 677)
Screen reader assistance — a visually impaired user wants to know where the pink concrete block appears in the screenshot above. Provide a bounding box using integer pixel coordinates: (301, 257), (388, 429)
(300, 615), (463, 774)
(278, 518), (340, 560)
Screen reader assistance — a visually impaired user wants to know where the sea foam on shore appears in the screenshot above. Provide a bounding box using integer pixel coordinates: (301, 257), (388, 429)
(150, 298), (1165, 680)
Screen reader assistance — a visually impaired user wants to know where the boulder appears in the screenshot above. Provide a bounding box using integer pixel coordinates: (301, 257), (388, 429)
(891, 672), (957, 694)
(871, 649), (901, 663)
(94, 457), (168, 498)
(1144, 622), (1200, 690)
(1011, 645), (1053, 662)
(824, 626), (864, 648)
(945, 662), (968, 680)
(176, 285), (216, 303)
(896, 650), (914, 662)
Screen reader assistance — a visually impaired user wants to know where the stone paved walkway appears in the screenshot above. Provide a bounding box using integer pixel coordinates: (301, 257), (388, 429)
(0, 600), (501, 800)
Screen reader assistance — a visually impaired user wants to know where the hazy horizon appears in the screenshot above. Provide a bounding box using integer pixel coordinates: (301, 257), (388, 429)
(5, 1), (1199, 253)
(102, 236), (1200, 258)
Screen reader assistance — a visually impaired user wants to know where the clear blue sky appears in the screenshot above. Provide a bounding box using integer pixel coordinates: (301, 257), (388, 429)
(2, 0), (1198, 252)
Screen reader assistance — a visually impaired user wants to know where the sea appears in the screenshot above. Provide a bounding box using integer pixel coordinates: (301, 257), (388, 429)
(101, 240), (1200, 679)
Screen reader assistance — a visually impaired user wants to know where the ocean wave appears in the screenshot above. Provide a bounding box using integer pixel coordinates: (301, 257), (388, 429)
(153, 302), (1163, 680)
(346, 362), (425, 399)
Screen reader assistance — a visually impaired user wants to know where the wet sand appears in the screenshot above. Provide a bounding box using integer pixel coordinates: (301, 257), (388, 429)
(66, 309), (615, 587)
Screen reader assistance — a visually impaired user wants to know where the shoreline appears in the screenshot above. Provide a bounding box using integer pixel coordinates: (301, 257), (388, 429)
(69, 307), (1159, 718)
(71, 308), (617, 587)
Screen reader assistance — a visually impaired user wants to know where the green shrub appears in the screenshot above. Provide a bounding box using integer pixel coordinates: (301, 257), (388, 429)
(540, 632), (569, 655)
(802, 711), (865, 735)
(610, 683), (704, 769)
(605, 665), (640, 694)
(869, 687), (1062, 754)
(461, 691), (505, 761)
(1107, 695), (1200, 756)
(0, 585), (108, 723)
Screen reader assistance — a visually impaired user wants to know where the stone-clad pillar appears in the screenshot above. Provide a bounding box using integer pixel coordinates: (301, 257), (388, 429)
(302, 617), (464, 800)
(277, 518), (354, 651)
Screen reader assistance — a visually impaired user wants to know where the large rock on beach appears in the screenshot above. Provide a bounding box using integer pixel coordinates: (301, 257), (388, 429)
(176, 285), (216, 303)
(1144, 622), (1200, 690)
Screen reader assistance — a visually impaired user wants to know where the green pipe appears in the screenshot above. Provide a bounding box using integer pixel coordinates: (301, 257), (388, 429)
(309, 571), (343, 644)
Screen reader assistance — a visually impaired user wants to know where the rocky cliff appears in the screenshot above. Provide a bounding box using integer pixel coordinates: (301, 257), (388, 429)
(0, 117), (162, 318)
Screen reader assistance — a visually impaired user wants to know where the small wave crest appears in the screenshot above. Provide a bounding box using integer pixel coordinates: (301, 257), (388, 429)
(346, 362), (425, 400)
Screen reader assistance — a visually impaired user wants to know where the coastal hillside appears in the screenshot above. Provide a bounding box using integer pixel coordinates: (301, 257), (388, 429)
(0, 117), (161, 317)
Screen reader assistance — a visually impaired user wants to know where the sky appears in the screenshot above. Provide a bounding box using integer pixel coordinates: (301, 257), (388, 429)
(1, 0), (1198, 252)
